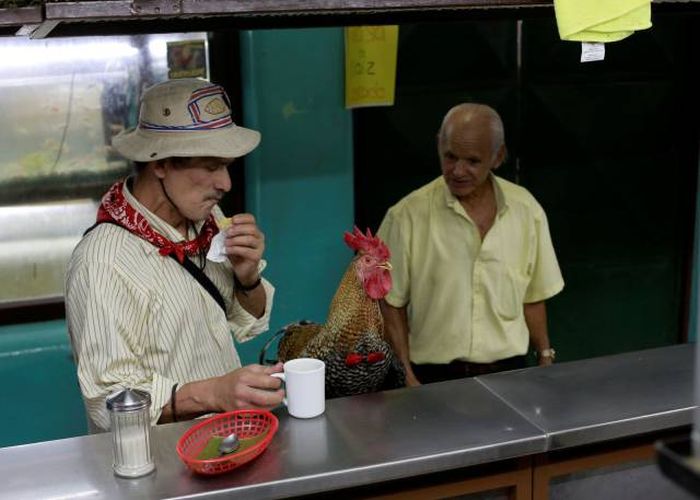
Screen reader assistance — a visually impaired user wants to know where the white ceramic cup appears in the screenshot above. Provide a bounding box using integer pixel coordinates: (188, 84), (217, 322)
(271, 358), (325, 418)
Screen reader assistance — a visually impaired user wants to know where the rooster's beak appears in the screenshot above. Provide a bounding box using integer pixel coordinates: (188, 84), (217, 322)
(378, 261), (393, 271)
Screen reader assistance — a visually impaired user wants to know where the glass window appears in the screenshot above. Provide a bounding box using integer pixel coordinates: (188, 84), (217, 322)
(0, 33), (208, 309)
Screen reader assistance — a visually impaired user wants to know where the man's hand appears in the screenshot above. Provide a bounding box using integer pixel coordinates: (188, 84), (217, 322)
(158, 364), (284, 424)
(538, 356), (553, 367)
(405, 369), (421, 387)
(211, 363), (284, 412)
(380, 301), (420, 388)
(225, 213), (264, 286)
(524, 301), (554, 369)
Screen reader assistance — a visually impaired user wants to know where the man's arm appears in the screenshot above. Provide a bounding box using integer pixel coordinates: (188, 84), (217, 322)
(159, 212), (283, 422)
(524, 300), (553, 366)
(380, 300), (421, 386)
(233, 277), (266, 318)
(158, 363), (284, 423)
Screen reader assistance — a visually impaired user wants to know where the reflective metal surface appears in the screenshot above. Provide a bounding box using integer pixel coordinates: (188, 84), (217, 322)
(478, 344), (695, 449)
(0, 345), (693, 499)
(0, 379), (544, 499)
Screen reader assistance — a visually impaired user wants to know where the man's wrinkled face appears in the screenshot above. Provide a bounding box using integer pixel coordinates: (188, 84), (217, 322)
(439, 121), (504, 201)
(159, 156), (234, 222)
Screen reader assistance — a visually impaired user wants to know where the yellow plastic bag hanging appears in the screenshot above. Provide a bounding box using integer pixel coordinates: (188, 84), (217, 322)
(345, 26), (399, 109)
(554, 0), (651, 43)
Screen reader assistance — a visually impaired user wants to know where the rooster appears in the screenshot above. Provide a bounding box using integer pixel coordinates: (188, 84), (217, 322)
(272, 227), (406, 398)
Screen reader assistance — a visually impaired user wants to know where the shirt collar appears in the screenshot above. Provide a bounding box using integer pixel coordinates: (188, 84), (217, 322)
(442, 173), (509, 216)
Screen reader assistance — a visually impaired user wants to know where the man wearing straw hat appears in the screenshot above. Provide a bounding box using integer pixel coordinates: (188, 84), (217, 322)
(65, 78), (284, 432)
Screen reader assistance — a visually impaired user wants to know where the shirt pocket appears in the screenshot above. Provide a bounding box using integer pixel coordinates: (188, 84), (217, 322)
(495, 266), (529, 321)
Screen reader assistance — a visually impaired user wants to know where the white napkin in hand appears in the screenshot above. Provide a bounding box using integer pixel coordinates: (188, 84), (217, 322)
(207, 232), (228, 263)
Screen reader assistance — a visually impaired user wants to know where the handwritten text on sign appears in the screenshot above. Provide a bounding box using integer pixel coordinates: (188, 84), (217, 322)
(345, 26), (399, 109)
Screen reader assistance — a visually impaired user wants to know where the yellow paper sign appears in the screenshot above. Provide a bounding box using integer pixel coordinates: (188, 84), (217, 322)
(344, 26), (399, 109)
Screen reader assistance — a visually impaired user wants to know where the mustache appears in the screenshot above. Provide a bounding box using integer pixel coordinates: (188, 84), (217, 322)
(205, 193), (224, 202)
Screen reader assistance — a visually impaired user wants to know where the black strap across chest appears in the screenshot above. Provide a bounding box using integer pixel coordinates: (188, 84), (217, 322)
(176, 253), (227, 312)
(84, 221), (227, 313)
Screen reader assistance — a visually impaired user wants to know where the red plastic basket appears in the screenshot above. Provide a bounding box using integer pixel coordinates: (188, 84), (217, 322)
(176, 409), (278, 475)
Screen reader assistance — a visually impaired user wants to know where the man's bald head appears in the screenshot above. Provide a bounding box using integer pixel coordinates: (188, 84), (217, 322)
(438, 103), (505, 156)
(437, 103), (507, 202)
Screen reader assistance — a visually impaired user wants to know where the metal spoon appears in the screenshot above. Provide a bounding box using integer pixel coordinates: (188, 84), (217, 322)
(218, 433), (240, 455)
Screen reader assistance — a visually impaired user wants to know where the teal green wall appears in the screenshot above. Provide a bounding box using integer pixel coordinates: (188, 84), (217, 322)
(236, 28), (354, 364)
(0, 320), (86, 447)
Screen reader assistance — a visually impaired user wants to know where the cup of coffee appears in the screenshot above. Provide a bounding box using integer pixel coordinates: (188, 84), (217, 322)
(271, 358), (325, 418)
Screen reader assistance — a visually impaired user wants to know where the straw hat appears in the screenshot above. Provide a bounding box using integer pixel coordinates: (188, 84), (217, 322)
(112, 78), (260, 162)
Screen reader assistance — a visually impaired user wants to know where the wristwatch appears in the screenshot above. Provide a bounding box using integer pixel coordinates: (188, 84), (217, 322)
(234, 273), (262, 295)
(537, 348), (556, 360)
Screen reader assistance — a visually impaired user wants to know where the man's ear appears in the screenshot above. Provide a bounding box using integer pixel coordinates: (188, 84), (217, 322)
(152, 159), (168, 179)
(493, 144), (507, 170)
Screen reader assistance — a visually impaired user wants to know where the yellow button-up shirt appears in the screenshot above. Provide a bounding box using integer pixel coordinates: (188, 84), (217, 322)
(378, 175), (564, 364)
(65, 182), (274, 431)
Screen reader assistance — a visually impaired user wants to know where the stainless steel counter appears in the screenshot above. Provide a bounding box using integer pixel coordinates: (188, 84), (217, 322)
(478, 344), (695, 449)
(0, 344), (693, 499)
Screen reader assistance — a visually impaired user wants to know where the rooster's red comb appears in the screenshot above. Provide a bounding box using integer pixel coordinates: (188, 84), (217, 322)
(343, 226), (390, 260)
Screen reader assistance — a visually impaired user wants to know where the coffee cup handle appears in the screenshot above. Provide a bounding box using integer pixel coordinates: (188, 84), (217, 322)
(271, 372), (288, 406)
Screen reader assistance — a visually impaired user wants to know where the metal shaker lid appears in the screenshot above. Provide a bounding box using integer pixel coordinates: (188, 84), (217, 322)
(106, 388), (151, 412)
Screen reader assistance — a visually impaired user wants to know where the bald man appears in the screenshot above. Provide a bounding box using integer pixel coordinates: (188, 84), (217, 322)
(377, 103), (564, 386)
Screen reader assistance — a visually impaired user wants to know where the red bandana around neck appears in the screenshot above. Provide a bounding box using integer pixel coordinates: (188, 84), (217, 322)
(96, 180), (219, 263)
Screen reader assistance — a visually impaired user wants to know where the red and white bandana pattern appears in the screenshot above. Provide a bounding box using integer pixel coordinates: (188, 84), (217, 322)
(96, 180), (219, 263)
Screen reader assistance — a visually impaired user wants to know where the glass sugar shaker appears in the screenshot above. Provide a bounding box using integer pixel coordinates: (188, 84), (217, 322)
(106, 388), (156, 478)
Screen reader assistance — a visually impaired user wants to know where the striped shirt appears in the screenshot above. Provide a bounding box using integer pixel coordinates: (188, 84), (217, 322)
(65, 182), (274, 431)
(378, 175), (564, 364)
